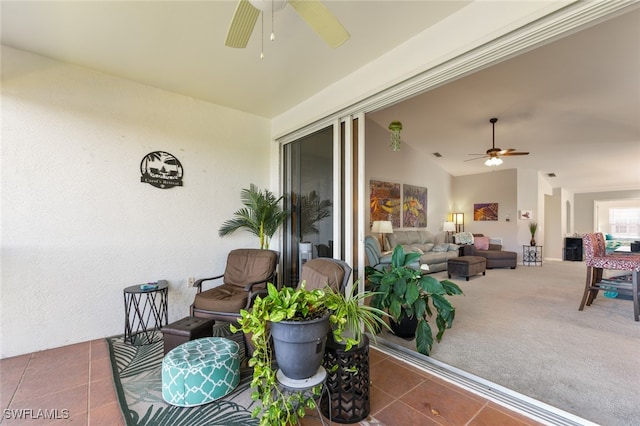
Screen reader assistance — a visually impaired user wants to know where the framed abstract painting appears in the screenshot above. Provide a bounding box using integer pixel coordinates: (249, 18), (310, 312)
(402, 184), (427, 228)
(370, 180), (401, 228)
(474, 203), (499, 221)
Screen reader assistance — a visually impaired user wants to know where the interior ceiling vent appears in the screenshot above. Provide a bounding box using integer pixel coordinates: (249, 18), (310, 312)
(548, 173), (557, 177)
(433, 152), (443, 158)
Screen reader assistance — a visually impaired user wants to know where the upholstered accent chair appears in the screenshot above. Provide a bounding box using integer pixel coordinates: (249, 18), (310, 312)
(298, 257), (351, 293)
(580, 232), (640, 321)
(190, 248), (279, 322)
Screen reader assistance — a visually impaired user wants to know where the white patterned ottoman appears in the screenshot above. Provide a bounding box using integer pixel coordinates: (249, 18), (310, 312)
(162, 337), (240, 407)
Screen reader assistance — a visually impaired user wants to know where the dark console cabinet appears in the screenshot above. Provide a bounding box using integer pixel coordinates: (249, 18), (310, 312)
(564, 237), (583, 261)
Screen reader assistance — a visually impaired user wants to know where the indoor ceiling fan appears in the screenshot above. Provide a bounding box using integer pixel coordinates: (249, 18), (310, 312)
(466, 117), (530, 166)
(225, 0), (350, 49)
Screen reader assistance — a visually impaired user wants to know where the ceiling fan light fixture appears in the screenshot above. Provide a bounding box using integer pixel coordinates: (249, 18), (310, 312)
(485, 156), (503, 166)
(249, 0), (287, 13)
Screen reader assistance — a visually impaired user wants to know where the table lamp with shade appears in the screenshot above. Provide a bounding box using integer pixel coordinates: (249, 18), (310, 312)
(443, 221), (456, 243)
(371, 220), (393, 250)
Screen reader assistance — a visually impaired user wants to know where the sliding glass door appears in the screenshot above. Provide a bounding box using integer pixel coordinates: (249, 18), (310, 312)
(281, 115), (364, 288)
(282, 126), (335, 287)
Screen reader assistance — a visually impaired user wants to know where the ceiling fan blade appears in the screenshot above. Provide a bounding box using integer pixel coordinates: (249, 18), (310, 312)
(289, 0), (350, 48)
(501, 151), (530, 156)
(225, 0), (260, 48)
(465, 156), (488, 162)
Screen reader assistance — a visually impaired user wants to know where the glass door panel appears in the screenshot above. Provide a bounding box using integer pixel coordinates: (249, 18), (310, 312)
(282, 126), (334, 287)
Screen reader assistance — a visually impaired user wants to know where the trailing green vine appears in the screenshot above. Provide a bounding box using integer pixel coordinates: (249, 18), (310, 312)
(231, 282), (388, 425)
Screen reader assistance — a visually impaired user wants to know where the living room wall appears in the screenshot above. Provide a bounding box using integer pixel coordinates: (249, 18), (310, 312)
(1, 47), (272, 357)
(574, 190), (640, 235)
(452, 169), (520, 254)
(364, 118), (453, 236)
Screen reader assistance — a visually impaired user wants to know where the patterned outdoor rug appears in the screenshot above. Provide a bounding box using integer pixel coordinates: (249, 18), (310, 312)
(107, 324), (259, 426)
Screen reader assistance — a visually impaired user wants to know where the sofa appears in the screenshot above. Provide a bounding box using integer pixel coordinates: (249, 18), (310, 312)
(457, 233), (517, 269)
(364, 235), (420, 271)
(384, 230), (459, 273)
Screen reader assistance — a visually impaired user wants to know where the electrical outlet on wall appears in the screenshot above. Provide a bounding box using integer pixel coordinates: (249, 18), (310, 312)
(188, 277), (195, 287)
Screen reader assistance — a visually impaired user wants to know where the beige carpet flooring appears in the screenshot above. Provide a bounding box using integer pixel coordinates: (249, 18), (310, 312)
(377, 259), (639, 426)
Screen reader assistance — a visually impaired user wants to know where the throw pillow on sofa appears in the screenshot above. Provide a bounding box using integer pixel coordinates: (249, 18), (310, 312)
(475, 236), (490, 250)
(432, 244), (449, 252)
(454, 232), (474, 245)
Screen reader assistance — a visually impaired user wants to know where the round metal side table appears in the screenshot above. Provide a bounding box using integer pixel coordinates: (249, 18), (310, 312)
(123, 280), (168, 345)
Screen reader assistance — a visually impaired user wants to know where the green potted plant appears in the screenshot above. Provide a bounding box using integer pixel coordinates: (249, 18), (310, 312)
(365, 245), (463, 356)
(219, 183), (289, 249)
(295, 190), (332, 241)
(528, 221), (538, 246)
(326, 281), (391, 349)
(231, 282), (387, 426)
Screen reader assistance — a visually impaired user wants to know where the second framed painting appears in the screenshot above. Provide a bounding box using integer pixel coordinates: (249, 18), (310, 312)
(403, 184), (427, 228)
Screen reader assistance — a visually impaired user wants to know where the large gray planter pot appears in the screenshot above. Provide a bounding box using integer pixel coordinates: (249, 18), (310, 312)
(271, 311), (330, 379)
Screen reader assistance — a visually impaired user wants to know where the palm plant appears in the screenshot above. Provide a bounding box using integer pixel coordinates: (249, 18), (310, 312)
(218, 184), (289, 249)
(294, 190), (332, 241)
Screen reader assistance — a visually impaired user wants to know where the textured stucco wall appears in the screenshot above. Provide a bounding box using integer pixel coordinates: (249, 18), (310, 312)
(1, 46), (271, 358)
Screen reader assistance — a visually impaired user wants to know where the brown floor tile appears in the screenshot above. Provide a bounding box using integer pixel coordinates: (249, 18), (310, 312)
(480, 402), (545, 426)
(1, 371), (25, 409)
(0, 339), (557, 426)
(374, 399), (441, 425)
(5, 384), (88, 425)
(0, 354), (31, 374)
(26, 348), (88, 373)
(369, 358), (426, 398)
(88, 378), (117, 410)
(400, 377), (485, 425)
(469, 404), (534, 426)
(368, 347), (388, 367)
(89, 357), (111, 383)
(369, 383), (395, 416)
(13, 362), (89, 403)
(90, 340), (109, 361)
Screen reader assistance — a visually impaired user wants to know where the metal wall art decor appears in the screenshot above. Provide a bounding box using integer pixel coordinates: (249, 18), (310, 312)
(402, 184), (427, 228)
(474, 203), (499, 221)
(140, 151), (183, 189)
(370, 180), (401, 228)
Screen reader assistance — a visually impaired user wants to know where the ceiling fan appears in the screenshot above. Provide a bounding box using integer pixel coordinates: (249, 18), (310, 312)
(225, 0), (350, 49)
(466, 117), (529, 166)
